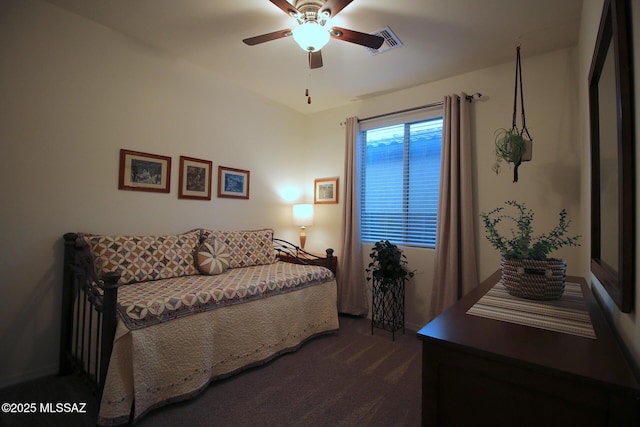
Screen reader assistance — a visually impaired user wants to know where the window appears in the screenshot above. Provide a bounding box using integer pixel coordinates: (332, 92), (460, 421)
(360, 110), (443, 248)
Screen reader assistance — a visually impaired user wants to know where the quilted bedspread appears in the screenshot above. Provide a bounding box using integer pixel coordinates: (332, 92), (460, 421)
(98, 267), (339, 425)
(116, 261), (334, 330)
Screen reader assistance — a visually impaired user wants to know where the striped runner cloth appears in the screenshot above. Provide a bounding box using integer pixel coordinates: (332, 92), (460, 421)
(466, 281), (596, 339)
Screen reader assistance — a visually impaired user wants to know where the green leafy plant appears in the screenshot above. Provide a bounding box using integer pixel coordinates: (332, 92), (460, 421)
(365, 240), (415, 290)
(493, 128), (528, 175)
(480, 200), (581, 260)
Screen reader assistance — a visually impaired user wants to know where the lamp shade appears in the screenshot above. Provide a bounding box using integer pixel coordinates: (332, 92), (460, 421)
(292, 204), (314, 226)
(292, 21), (330, 52)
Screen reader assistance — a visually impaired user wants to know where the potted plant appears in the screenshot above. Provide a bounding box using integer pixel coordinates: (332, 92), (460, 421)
(366, 240), (415, 292)
(492, 128), (532, 183)
(480, 200), (580, 300)
(366, 240), (415, 340)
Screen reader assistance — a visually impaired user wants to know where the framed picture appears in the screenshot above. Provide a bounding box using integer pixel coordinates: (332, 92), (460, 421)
(314, 177), (339, 204)
(119, 149), (171, 193)
(218, 166), (250, 199)
(178, 156), (212, 200)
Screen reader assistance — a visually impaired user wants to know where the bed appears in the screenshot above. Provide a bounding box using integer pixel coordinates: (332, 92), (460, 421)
(59, 228), (339, 425)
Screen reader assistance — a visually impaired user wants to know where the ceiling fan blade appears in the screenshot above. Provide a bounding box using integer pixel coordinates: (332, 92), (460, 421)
(309, 51), (323, 69)
(329, 27), (384, 49)
(269, 0), (300, 16)
(243, 29), (292, 46)
(319, 0), (353, 17)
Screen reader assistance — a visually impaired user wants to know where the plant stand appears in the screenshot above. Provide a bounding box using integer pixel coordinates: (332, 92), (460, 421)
(371, 278), (405, 341)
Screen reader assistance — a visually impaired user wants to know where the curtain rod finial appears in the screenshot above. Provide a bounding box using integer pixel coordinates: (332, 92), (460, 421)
(465, 92), (482, 102)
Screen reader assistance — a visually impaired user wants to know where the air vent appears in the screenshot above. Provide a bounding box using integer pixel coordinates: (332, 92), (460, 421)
(366, 27), (403, 55)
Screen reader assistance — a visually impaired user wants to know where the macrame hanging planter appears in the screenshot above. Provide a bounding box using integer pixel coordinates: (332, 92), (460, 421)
(493, 45), (533, 183)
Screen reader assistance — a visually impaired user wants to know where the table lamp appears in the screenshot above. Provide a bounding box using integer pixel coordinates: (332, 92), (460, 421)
(292, 204), (314, 249)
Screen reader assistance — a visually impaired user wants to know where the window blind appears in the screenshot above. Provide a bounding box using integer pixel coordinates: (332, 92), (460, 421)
(360, 112), (443, 248)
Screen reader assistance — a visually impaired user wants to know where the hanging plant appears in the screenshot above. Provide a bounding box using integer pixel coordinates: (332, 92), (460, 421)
(492, 128), (530, 178)
(493, 45), (533, 183)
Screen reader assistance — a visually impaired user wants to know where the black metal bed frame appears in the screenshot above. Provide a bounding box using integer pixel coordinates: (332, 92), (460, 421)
(58, 232), (334, 395)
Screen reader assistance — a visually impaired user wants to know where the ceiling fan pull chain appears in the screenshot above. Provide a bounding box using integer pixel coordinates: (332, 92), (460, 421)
(306, 69), (312, 104)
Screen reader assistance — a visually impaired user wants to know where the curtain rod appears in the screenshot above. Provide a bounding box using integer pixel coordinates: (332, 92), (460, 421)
(340, 93), (482, 126)
(359, 100), (444, 123)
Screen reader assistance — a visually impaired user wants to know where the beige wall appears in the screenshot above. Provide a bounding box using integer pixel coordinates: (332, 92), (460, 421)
(2, 0), (638, 388)
(306, 46), (586, 331)
(0, 0), (307, 386)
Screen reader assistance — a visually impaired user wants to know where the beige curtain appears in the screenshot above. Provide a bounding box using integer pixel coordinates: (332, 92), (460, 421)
(429, 94), (479, 319)
(337, 117), (368, 315)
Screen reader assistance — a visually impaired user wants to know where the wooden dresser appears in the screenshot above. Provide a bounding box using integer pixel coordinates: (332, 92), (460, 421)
(417, 271), (639, 426)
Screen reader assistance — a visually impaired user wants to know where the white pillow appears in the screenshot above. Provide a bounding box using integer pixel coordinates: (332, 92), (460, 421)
(196, 238), (231, 275)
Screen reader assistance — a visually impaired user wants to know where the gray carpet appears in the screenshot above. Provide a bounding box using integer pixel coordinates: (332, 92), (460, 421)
(0, 315), (422, 427)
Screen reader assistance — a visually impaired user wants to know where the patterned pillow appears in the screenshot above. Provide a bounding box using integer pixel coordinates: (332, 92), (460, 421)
(196, 238), (231, 275)
(206, 228), (276, 268)
(82, 230), (200, 285)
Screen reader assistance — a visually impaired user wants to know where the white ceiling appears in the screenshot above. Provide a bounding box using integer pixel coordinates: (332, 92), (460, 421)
(44, 0), (584, 114)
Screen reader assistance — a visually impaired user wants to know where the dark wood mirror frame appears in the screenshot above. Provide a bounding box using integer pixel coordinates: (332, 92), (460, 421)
(589, 0), (635, 313)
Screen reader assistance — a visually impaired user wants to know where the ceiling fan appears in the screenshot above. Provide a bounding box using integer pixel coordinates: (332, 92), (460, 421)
(242, 0), (385, 69)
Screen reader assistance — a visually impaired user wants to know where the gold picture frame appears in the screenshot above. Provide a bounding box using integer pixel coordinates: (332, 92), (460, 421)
(314, 177), (339, 204)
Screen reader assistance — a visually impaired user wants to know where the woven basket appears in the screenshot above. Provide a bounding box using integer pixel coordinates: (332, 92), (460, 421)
(500, 256), (567, 300)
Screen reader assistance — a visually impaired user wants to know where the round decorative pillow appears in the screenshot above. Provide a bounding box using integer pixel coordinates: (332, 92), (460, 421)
(196, 238), (231, 275)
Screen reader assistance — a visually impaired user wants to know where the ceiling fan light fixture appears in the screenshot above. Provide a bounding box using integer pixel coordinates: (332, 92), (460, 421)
(292, 21), (329, 52)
